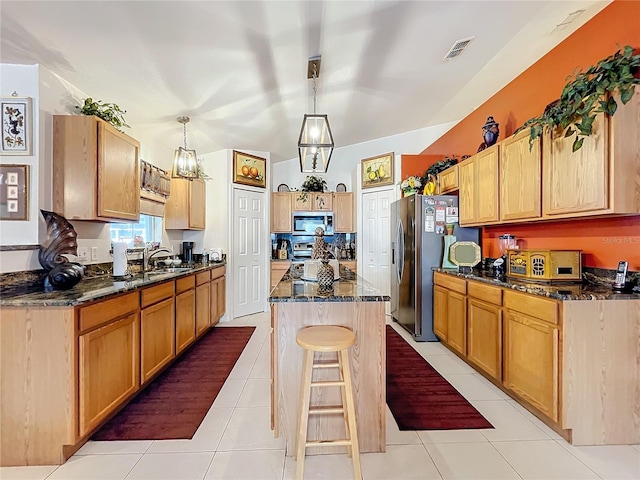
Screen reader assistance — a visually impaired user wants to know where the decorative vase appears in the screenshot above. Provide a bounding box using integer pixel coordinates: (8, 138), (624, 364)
(317, 259), (334, 291)
(442, 235), (457, 269)
(478, 116), (500, 152)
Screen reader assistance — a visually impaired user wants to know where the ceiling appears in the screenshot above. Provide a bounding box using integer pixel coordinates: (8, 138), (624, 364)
(1, 1), (610, 164)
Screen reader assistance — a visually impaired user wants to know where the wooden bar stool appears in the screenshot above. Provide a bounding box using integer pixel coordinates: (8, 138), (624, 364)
(295, 325), (362, 480)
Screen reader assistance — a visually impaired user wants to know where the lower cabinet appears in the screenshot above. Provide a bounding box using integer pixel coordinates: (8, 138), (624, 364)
(432, 272), (467, 355)
(211, 267), (226, 325)
(175, 275), (196, 354)
(141, 284), (176, 384)
(467, 282), (503, 382)
(433, 285), (448, 340)
(447, 291), (467, 356)
(196, 270), (211, 336)
(78, 312), (139, 437)
(270, 261), (291, 288)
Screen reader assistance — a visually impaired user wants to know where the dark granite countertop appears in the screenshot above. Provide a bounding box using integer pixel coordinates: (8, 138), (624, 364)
(433, 268), (640, 301)
(0, 262), (226, 307)
(269, 264), (389, 303)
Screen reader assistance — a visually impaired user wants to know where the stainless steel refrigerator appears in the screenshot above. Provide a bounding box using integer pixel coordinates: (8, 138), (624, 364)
(390, 195), (480, 341)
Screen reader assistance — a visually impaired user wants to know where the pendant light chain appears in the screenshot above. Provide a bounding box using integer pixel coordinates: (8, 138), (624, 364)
(312, 63), (318, 115)
(183, 122), (188, 149)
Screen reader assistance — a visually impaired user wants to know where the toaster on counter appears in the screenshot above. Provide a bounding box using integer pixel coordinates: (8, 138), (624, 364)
(507, 249), (582, 282)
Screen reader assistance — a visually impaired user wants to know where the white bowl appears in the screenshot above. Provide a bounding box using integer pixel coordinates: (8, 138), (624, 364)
(171, 259), (182, 266)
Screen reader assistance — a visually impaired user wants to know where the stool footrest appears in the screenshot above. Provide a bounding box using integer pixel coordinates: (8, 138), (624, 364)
(309, 406), (345, 415)
(311, 380), (345, 387)
(306, 439), (352, 447)
(312, 362), (340, 369)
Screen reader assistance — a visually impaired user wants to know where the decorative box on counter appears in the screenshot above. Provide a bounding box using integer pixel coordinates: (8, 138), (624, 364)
(507, 249), (582, 282)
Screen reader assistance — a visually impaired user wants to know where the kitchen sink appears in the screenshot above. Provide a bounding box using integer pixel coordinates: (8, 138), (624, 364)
(145, 267), (193, 275)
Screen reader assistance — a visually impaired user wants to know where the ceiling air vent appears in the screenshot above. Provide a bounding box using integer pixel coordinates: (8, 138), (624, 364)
(443, 37), (475, 61)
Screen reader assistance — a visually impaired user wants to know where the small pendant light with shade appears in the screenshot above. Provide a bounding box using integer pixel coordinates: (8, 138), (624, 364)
(172, 116), (198, 179)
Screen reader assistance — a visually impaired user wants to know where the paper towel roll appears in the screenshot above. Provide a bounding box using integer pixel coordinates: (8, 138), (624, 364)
(113, 242), (128, 277)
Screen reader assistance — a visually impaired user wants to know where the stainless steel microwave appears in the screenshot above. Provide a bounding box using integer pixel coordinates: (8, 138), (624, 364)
(292, 212), (333, 236)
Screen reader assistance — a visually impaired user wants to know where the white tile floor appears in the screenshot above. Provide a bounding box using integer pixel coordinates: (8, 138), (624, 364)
(2, 313), (639, 480)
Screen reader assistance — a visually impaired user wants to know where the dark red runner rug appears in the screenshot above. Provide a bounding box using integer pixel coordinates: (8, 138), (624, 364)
(92, 326), (256, 441)
(386, 325), (493, 430)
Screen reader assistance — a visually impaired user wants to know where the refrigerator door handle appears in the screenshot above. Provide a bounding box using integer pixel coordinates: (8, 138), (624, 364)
(396, 219), (404, 284)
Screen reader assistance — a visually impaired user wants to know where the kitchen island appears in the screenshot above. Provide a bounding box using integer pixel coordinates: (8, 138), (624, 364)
(269, 264), (390, 456)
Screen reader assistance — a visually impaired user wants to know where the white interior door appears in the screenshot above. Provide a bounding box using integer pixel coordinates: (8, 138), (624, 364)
(232, 187), (266, 318)
(361, 188), (394, 295)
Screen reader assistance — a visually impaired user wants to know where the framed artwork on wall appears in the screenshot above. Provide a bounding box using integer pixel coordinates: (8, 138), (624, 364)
(233, 150), (266, 188)
(1, 97), (32, 156)
(361, 152), (394, 189)
(0, 164), (29, 220)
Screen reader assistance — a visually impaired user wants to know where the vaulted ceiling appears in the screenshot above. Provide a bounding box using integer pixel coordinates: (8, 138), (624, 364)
(1, 1), (610, 163)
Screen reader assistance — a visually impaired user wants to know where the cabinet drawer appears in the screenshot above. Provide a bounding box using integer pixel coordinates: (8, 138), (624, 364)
(504, 290), (557, 324)
(79, 292), (138, 333)
(196, 270), (211, 285)
(141, 281), (175, 308)
(433, 272), (466, 295)
(211, 266), (226, 280)
(467, 281), (502, 306)
(176, 274), (195, 293)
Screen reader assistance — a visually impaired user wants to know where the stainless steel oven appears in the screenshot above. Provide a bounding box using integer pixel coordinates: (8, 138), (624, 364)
(292, 212), (333, 236)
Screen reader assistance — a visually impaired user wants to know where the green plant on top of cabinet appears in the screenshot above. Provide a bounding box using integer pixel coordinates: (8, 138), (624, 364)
(271, 192), (292, 232)
(165, 178), (206, 230)
(500, 128), (542, 221)
(53, 115), (140, 222)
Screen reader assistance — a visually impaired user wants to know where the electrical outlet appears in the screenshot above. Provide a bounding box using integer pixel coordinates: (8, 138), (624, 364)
(77, 247), (88, 260)
(91, 247), (98, 261)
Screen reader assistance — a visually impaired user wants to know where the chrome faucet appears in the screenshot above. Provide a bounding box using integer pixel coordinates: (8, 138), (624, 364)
(143, 247), (173, 271)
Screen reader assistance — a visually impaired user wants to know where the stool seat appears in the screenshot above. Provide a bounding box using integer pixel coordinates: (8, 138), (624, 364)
(296, 325), (356, 352)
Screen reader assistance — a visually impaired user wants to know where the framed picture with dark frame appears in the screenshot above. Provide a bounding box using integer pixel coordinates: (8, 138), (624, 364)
(0, 164), (29, 220)
(361, 152), (394, 189)
(233, 150), (266, 188)
(1, 97), (32, 156)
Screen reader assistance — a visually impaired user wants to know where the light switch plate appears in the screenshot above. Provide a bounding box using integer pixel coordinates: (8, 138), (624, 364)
(77, 247), (88, 259)
(91, 247), (98, 261)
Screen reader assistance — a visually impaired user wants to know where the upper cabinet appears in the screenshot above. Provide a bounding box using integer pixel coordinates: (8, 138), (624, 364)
(53, 115), (140, 222)
(437, 165), (459, 194)
(542, 90), (640, 219)
(500, 128), (542, 222)
(271, 192), (292, 233)
(333, 192), (354, 232)
(165, 178), (206, 230)
(293, 192), (332, 211)
(459, 144), (500, 226)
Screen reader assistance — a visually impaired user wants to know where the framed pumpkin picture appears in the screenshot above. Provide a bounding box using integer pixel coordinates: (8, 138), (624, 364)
(361, 152), (393, 189)
(233, 150), (266, 188)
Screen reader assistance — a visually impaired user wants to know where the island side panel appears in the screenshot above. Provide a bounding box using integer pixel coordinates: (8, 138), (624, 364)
(274, 301), (386, 456)
(0, 307), (77, 466)
(562, 299), (640, 445)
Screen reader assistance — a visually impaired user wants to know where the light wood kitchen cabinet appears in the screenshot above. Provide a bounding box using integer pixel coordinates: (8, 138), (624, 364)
(53, 115), (140, 222)
(503, 290), (559, 422)
(165, 178), (206, 230)
(271, 261), (291, 288)
(140, 282), (176, 384)
(340, 260), (357, 272)
(500, 128), (541, 221)
(333, 192), (354, 232)
(175, 275), (196, 354)
(293, 192), (332, 211)
(271, 192), (293, 232)
(78, 312), (139, 437)
(467, 282), (503, 381)
(195, 270), (211, 337)
(433, 272), (467, 355)
(542, 90), (640, 219)
(210, 266), (226, 325)
(437, 165), (459, 194)
(458, 145), (500, 226)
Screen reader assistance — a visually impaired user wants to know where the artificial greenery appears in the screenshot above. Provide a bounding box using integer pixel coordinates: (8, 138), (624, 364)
(518, 45), (640, 152)
(300, 175), (327, 192)
(420, 156), (462, 186)
(76, 97), (130, 130)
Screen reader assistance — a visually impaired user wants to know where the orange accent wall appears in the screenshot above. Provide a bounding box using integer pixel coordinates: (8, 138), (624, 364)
(416, 1), (640, 270)
(400, 154), (442, 180)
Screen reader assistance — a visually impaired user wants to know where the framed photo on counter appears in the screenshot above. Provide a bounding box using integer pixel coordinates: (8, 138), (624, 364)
(233, 150), (266, 188)
(362, 152), (394, 189)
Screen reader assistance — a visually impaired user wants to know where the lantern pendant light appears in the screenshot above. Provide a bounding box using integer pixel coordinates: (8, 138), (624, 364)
(298, 56), (334, 173)
(172, 116), (198, 179)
